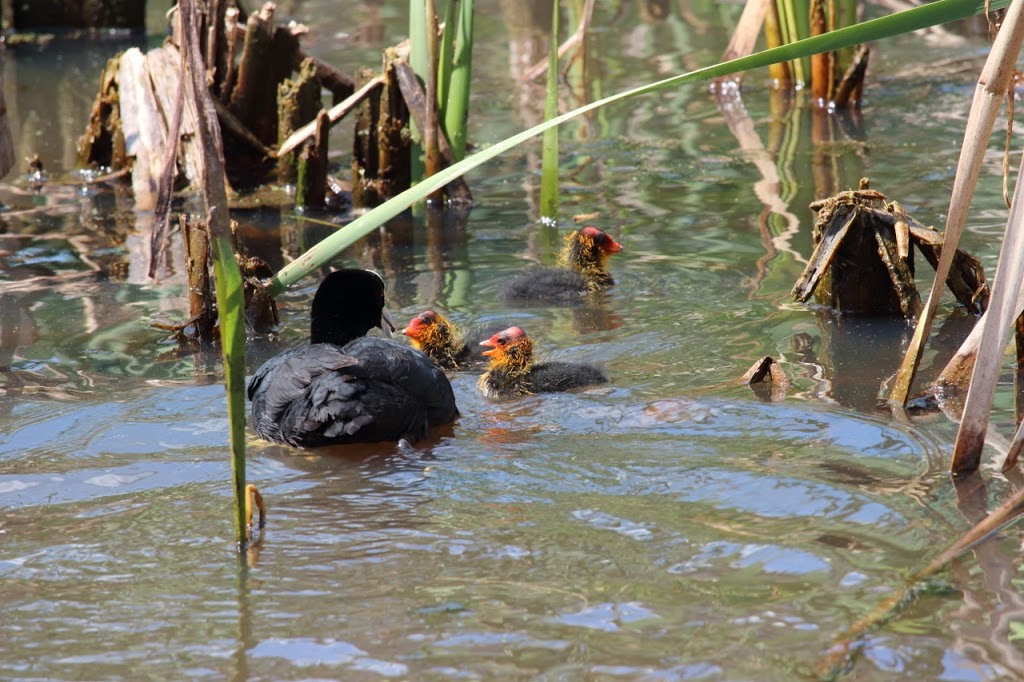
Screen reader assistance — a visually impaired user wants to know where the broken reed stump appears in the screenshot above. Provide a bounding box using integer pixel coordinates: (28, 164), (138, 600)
(77, 5), (473, 207)
(793, 183), (989, 318)
(352, 60), (412, 207)
(238, 259), (280, 334)
(230, 223), (279, 334)
(182, 214), (217, 343)
(297, 111), (330, 209)
(222, 4), (302, 185)
(78, 3), (328, 194)
(153, 217), (279, 345)
(78, 0), (476, 235)
(277, 58), (323, 185)
(78, 54), (127, 171)
(349, 50), (474, 207)
(832, 45), (870, 109)
(151, 214), (218, 345)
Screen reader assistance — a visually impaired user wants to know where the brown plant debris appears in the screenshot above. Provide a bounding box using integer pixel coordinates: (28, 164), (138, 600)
(233, 220), (279, 334)
(793, 182), (989, 318)
(740, 355), (789, 402)
(832, 45), (870, 109)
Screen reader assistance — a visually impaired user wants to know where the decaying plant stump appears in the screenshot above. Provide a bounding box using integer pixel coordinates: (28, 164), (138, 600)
(352, 62), (410, 207)
(277, 58), (323, 185)
(80, 3), (469, 211)
(793, 181), (989, 318)
(77, 3), (345, 195)
(297, 111), (330, 209)
(152, 216), (279, 346)
(75, 0), (479, 345)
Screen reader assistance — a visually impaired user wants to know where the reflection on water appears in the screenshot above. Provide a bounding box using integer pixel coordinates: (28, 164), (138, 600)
(2, 2), (1023, 680)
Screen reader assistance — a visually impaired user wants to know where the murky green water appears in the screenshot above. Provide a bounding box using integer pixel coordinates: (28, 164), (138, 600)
(3, 2), (1023, 680)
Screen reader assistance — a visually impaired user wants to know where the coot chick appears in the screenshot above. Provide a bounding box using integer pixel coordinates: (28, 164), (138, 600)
(477, 326), (608, 399)
(247, 269), (459, 448)
(402, 310), (513, 370)
(498, 226), (622, 302)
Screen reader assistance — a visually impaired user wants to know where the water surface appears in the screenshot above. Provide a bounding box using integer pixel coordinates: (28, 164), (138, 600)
(2, 3), (1022, 680)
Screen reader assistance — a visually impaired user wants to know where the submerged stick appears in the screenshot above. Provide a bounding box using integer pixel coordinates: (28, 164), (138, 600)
(816, 475), (1024, 678)
(832, 44), (870, 108)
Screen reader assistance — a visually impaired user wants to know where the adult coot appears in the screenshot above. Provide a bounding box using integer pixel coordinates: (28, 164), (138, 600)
(247, 269), (458, 447)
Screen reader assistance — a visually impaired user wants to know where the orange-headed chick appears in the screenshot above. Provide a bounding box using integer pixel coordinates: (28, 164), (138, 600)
(403, 310), (516, 370)
(498, 226), (623, 302)
(477, 326), (608, 399)
(402, 310), (467, 369)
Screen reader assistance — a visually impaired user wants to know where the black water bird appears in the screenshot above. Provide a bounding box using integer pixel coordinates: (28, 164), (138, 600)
(247, 269), (458, 447)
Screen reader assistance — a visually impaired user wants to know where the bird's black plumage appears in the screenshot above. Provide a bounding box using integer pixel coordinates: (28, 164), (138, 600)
(247, 269), (458, 448)
(497, 268), (593, 302)
(525, 361), (608, 392)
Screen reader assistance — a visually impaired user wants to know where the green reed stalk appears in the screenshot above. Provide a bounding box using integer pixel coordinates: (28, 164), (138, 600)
(409, 0), (429, 182)
(266, 0), (1010, 295)
(178, 0), (250, 547)
(211, 234), (248, 545)
(764, 0), (791, 86)
(437, 0), (456, 108)
(792, 0), (812, 80)
(442, 0), (474, 161)
(834, 0), (860, 73)
(777, 0), (812, 83)
(540, 0), (560, 222)
(774, 0), (803, 83)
